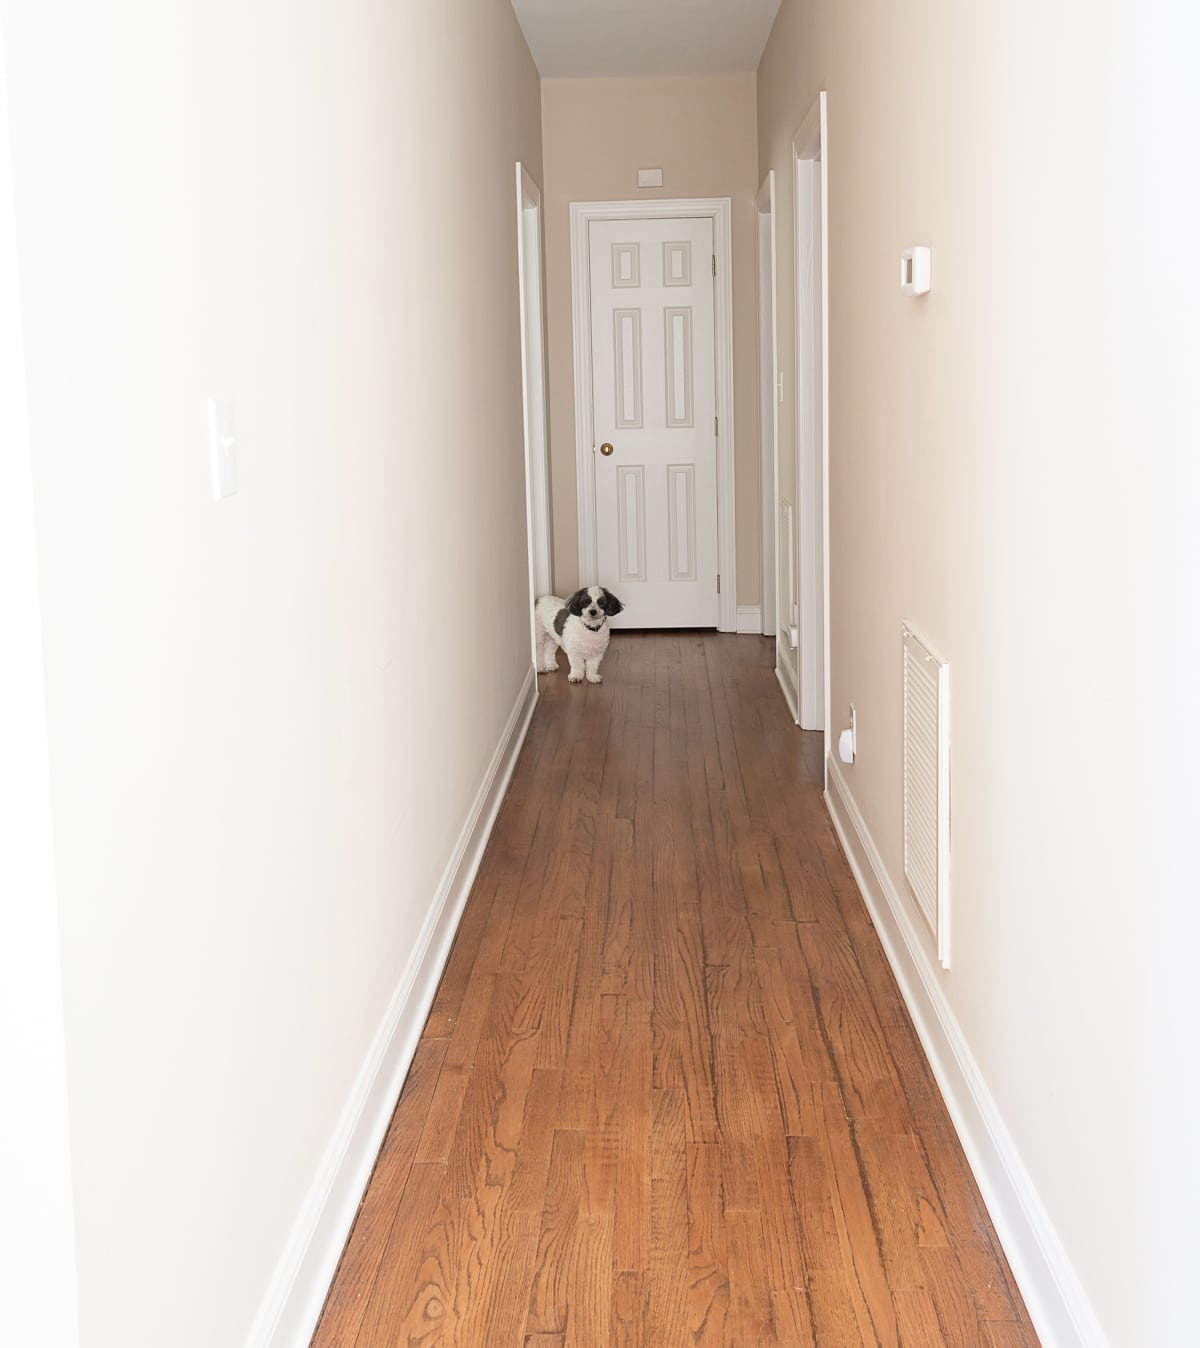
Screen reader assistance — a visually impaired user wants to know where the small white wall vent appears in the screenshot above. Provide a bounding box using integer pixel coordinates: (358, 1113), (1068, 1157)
(903, 625), (950, 967)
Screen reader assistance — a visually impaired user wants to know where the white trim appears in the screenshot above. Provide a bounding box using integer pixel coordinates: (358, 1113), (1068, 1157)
(0, 20), (81, 1335)
(792, 94), (830, 742)
(569, 197), (736, 632)
(247, 670), (539, 1348)
(818, 102), (831, 773)
(777, 494), (800, 724)
(756, 172), (779, 640)
(735, 605), (763, 635)
(515, 162), (552, 660)
(824, 758), (1112, 1348)
(776, 651), (799, 723)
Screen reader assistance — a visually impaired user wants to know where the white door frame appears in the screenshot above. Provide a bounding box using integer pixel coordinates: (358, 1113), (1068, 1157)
(756, 172), (779, 639)
(793, 95), (830, 740)
(570, 197), (736, 633)
(0, 18), (81, 1338)
(515, 163), (552, 663)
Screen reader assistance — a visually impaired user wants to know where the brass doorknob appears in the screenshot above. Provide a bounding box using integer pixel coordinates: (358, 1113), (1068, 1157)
(600, 442), (614, 456)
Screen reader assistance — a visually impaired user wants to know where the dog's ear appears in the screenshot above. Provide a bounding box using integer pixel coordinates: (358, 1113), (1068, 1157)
(599, 589), (624, 616)
(565, 588), (590, 616)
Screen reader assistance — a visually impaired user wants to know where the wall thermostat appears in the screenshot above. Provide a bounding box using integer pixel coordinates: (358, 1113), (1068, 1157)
(900, 246), (931, 296)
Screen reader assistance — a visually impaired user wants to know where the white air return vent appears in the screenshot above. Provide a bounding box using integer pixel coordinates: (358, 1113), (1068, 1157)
(903, 626), (950, 967)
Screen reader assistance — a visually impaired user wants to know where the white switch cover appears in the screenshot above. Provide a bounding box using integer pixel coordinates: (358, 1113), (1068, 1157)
(207, 396), (238, 501)
(637, 167), (663, 188)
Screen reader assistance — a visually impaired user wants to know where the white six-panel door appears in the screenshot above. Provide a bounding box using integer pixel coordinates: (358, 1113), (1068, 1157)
(588, 217), (719, 629)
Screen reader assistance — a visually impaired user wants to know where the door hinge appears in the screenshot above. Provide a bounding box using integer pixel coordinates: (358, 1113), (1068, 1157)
(714, 415), (718, 436)
(717, 574), (721, 594)
(712, 254), (716, 278)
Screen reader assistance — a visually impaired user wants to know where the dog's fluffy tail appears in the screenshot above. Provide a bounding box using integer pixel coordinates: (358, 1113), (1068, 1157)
(534, 594), (564, 632)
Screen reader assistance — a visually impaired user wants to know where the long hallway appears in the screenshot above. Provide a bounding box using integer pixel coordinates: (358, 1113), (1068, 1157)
(311, 634), (1039, 1346)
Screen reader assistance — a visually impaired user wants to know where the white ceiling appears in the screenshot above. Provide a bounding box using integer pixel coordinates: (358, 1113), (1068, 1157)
(511, 0), (782, 78)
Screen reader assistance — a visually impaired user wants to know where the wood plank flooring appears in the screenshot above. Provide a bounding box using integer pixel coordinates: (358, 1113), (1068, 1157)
(310, 633), (1040, 1347)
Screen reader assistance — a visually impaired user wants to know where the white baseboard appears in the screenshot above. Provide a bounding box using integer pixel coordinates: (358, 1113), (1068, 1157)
(246, 668), (539, 1348)
(735, 604), (764, 634)
(824, 757), (1111, 1348)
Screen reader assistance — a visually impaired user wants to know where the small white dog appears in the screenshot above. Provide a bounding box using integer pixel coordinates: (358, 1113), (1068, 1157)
(535, 586), (624, 684)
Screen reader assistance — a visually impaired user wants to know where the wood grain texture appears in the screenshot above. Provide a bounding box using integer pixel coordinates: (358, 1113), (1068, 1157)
(310, 635), (1040, 1347)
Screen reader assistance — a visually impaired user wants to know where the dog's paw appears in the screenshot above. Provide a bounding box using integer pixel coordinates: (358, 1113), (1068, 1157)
(568, 673), (584, 684)
(538, 664), (558, 674)
(586, 674), (603, 684)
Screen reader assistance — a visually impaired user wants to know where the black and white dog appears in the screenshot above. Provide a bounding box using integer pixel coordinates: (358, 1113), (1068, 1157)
(535, 586), (624, 684)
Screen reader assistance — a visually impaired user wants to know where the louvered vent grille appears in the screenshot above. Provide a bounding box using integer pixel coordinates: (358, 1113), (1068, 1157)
(903, 626), (950, 968)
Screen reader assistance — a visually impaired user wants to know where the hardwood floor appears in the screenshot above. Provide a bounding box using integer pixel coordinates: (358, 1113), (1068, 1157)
(310, 633), (1040, 1347)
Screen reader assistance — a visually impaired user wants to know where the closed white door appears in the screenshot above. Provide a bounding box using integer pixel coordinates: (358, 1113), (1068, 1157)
(589, 216), (719, 628)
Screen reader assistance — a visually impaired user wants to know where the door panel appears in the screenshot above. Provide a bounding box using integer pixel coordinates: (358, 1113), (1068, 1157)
(589, 216), (718, 629)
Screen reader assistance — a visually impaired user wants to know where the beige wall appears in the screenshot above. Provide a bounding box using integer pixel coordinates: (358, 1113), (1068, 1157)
(759, 1), (1199, 1343)
(541, 73), (761, 608)
(0, 1), (541, 1344)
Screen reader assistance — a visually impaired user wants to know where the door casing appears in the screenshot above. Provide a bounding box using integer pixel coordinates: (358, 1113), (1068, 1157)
(0, 15), (82, 1336)
(756, 171), (779, 639)
(570, 197), (736, 633)
(792, 93), (831, 756)
(515, 162), (551, 664)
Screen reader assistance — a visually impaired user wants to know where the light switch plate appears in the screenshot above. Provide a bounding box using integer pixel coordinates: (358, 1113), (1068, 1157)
(207, 396), (238, 501)
(637, 167), (663, 188)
